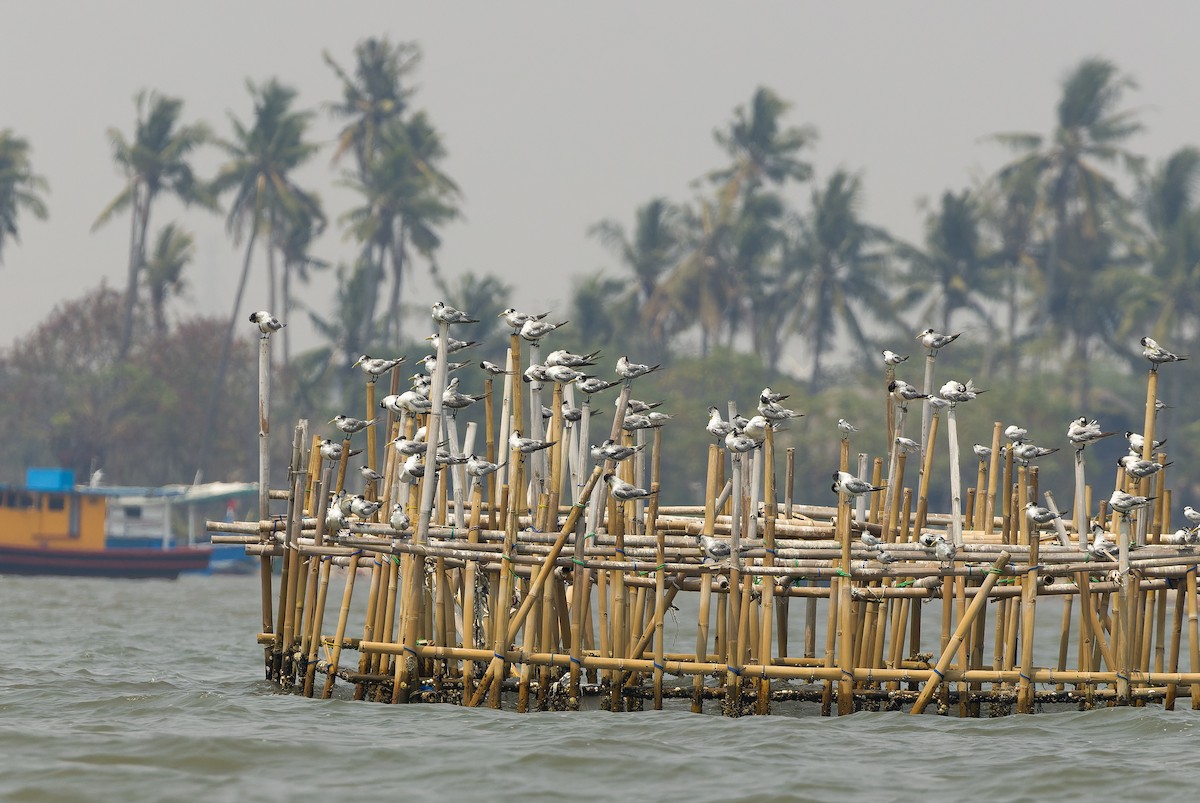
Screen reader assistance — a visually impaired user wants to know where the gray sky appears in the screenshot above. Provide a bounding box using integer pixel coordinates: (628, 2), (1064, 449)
(2, 1), (1195, 353)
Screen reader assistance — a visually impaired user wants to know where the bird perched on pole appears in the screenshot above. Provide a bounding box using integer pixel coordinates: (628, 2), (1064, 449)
(330, 415), (375, 437)
(509, 430), (556, 454)
(1140, 336), (1187, 366)
(882, 350), (908, 366)
(319, 439), (362, 462)
(431, 300), (479, 324)
(354, 354), (406, 382)
(1025, 502), (1062, 526)
(249, 310), (285, 336)
(615, 355), (661, 380)
(831, 471), (885, 497)
(1067, 417), (1115, 449)
(498, 307), (550, 329)
(916, 328), (962, 350)
(603, 471), (655, 501)
(519, 318), (568, 341)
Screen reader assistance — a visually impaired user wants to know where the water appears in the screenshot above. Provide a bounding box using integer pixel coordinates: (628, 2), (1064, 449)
(4, 574), (1200, 802)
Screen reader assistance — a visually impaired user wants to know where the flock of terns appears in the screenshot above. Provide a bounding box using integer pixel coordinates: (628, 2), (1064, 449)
(248, 306), (1194, 566)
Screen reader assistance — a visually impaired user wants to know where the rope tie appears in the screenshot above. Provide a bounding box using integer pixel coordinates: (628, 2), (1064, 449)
(653, 661), (666, 673)
(930, 666), (945, 680)
(726, 665), (743, 677)
(570, 655), (583, 666)
(1019, 671), (1031, 682)
(494, 652), (506, 662)
(1116, 672), (1131, 683)
(403, 645), (418, 656)
(570, 558), (587, 567)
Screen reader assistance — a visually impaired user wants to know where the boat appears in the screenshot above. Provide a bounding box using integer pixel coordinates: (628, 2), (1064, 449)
(0, 468), (257, 579)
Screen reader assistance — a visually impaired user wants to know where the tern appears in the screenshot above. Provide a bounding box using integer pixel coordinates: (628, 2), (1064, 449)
(509, 430), (556, 453)
(545, 365), (591, 384)
(546, 348), (600, 368)
(1012, 441), (1059, 463)
(895, 436), (920, 454)
(479, 360), (511, 376)
(697, 535), (732, 561)
(1140, 336), (1187, 365)
(401, 453), (426, 480)
(918, 532), (940, 548)
(389, 504), (411, 532)
(1184, 506), (1200, 526)
(939, 379), (985, 403)
(916, 328), (962, 350)
(933, 537), (956, 563)
(354, 354), (407, 381)
(425, 333), (478, 354)
(394, 390), (433, 414)
(591, 439), (646, 463)
(888, 379), (928, 408)
(1003, 424), (1028, 442)
(431, 300), (478, 324)
(319, 439), (362, 462)
(350, 495), (382, 519)
(576, 376), (621, 396)
(524, 364), (551, 383)
(882, 350), (909, 366)
(972, 444), (992, 459)
(1088, 525), (1117, 560)
(622, 413), (662, 431)
(838, 419), (859, 436)
(519, 318), (568, 341)
(1125, 431), (1167, 452)
(758, 400), (802, 421)
(330, 415), (375, 436)
(1118, 455), (1170, 478)
(760, 387), (790, 404)
(926, 396), (952, 412)
(389, 435), (431, 456)
(724, 431), (760, 453)
(860, 533), (883, 550)
(603, 471), (655, 501)
(1163, 529), (1192, 546)
(624, 398), (663, 414)
(615, 355), (661, 380)
(420, 354), (469, 374)
(1109, 490), (1155, 513)
(832, 471), (885, 497)
(359, 465), (384, 484)
(1025, 503), (1061, 525)
(498, 308), (550, 329)
(706, 407), (734, 440)
(249, 310), (285, 335)
(1067, 417), (1115, 447)
(465, 454), (505, 479)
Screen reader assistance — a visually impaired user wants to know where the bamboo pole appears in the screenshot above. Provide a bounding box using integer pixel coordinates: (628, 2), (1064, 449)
(911, 551), (1011, 714)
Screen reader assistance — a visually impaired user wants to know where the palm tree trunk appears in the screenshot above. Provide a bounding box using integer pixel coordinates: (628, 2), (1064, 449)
(389, 225), (407, 350)
(196, 228), (259, 473)
(118, 185), (148, 360)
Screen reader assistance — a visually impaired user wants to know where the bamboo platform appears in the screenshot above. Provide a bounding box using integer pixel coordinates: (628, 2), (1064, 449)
(210, 316), (1200, 716)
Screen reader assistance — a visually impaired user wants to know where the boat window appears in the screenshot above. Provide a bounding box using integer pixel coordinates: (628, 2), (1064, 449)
(123, 506), (143, 519)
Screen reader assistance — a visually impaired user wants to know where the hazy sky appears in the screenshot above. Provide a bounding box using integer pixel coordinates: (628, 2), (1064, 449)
(3, 1), (1197, 353)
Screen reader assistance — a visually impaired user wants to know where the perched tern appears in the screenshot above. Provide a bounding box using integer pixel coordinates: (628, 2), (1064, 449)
(401, 453), (426, 479)
(1012, 441), (1059, 463)
(1118, 455), (1170, 478)
(832, 471), (885, 497)
(882, 350), (909, 366)
(425, 333), (478, 353)
(498, 308), (550, 329)
(431, 300), (478, 324)
(466, 454), (505, 478)
(319, 439), (362, 462)
(249, 310), (285, 335)
(509, 430), (556, 453)
(706, 407), (734, 440)
(1109, 490), (1155, 513)
(724, 430), (760, 453)
(389, 504), (411, 532)
(354, 354), (407, 381)
(933, 537), (956, 563)
(622, 413), (662, 431)
(1125, 431), (1166, 452)
(757, 400), (802, 421)
(576, 376), (620, 396)
(837, 418), (859, 436)
(420, 354), (468, 374)
(545, 364), (591, 384)
(1140, 336), (1187, 365)
(938, 379), (985, 403)
(625, 398), (663, 413)
(519, 318), (568, 341)
(1025, 502), (1061, 525)
(972, 444), (992, 459)
(895, 436), (920, 454)
(1003, 424), (1028, 442)
(1067, 417), (1115, 447)
(359, 465), (384, 484)
(916, 328), (962, 350)
(860, 532), (882, 550)
(760, 387), (789, 404)
(350, 495), (382, 519)
(615, 355), (661, 380)
(591, 439), (647, 463)
(546, 348), (600, 368)
(888, 379), (928, 408)
(1184, 505), (1200, 526)
(479, 360), (511, 376)
(603, 471), (655, 501)
(330, 415), (375, 436)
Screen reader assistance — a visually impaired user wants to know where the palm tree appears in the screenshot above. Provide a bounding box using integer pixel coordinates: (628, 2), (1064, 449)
(708, 86), (817, 197)
(325, 37), (420, 177)
(895, 189), (996, 334)
(93, 90), (212, 359)
(278, 210), (329, 365)
(789, 170), (893, 386)
(142, 223), (194, 337)
(991, 58), (1144, 400)
(198, 78), (323, 471)
(0, 130), (49, 264)
(340, 113), (459, 348)
(211, 78), (323, 326)
(589, 198), (684, 305)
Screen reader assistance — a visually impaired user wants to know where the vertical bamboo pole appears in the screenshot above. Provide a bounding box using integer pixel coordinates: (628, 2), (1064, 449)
(692, 445), (720, 714)
(257, 336), (274, 677)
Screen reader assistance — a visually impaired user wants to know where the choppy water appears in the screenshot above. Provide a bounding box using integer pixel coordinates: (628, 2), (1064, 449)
(4, 574), (1200, 802)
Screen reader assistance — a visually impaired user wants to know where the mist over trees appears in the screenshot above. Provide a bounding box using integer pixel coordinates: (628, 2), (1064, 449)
(2, 47), (1199, 507)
